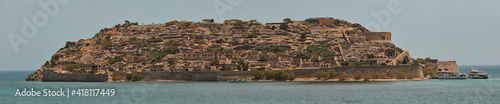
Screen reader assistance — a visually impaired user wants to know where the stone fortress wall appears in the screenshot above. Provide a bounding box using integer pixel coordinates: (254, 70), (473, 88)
(423, 59), (460, 73)
(437, 61), (459, 73)
(362, 32), (392, 42)
(111, 64), (423, 81)
(42, 70), (108, 82)
(294, 64), (423, 78)
(111, 71), (254, 81)
(42, 64), (423, 82)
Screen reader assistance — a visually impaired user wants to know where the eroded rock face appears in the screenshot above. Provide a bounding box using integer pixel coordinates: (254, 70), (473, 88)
(26, 70), (43, 81)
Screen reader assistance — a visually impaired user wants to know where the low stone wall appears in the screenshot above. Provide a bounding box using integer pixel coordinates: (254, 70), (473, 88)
(113, 71), (218, 81)
(41, 64), (423, 82)
(215, 71), (254, 80)
(112, 71), (254, 81)
(294, 64), (423, 78)
(42, 70), (108, 82)
(110, 64), (423, 81)
(437, 61), (459, 73)
(362, 32), (392, 41)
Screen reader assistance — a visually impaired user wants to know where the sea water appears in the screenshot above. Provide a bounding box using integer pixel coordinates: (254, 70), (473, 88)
(1, 65), (499, 104)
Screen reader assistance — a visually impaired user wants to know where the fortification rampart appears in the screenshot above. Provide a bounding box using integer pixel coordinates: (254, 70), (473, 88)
(294, 64), (423, 78)
(437, 61), (459, 73)
(362, 32), (392, 42)
(42, 70), (108, 82)
(42, 64), (423, 82)
(110, 64), (423, 81)
(112, 71), (219, 81)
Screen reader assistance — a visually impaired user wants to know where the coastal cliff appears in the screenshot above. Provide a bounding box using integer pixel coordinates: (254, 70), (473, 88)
(26, 17), (448, 82)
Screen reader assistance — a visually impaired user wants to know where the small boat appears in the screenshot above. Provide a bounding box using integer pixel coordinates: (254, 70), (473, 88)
(468, 68), (489, 79)
(228, 79), (247, 83)
(437, 70), (467, 79)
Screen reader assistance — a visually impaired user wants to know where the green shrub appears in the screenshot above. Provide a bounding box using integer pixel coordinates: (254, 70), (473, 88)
(126, 74), (133, 81)
(370, 72), (380, 79)
(222, 66), (232, 71)
(314, 71), (329, 80)
(415, 58), (427, 64)
(246, 33), (258, 38)
(364, 75), (372, 81)
(129, 37), (138, 43)
(164, 20), (178, 26)
(288, 72), (295, 80)
(253, 45), (291, 53)
(229, 39), (240, 45)
(126, 73), (144, 81)
(406, 73), (414, 79)
(275, 71), (289, 81)
(65, 64), (81, 72)
(146, 66), (159, 71)
(396, 72), (406, 79)
(202, 19), (214, 23)
(209, 60), (219, 66)
(422, 69), (438, 76)
(366, 54), (375, 59)
(237, 61), (249, 71)
(283, 18), (293, 23)
(305, 44), (336, 58)
(327, 70), (337, 79)
(164, 40), (180, 46)
(392, 45), (404, 53)
(388, 72), (397, 79)
(313, 71), (322, 79)
(382, 42), (393, 47)
(279, 23), (289, 30)
(264, 71), (276, 80)
(253, 71), (265, 80)
(384, 42), (404, 53)
(146, 50), (168, 62)
(167, 58), (177, 65)
(341, 61), (350, 66)
(145, 37), (163, 43)
(379, 72), (388, 79)
(255, 71), (294, 81)
(258, 55), (269, 61)
(163, 46), (179, 54)
(243, 39), (249, 44)
(134, 74), (143, 81)
(352, 61), (362, 66)
(108, 57), (123, 64)
(300, 52), (312, 60)
(249, 19), (260, 25)
(354, 72), (364, 80)
(338, 73), (348, 81)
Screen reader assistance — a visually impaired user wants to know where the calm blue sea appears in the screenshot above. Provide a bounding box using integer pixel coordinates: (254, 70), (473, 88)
(1, 65), (499, 104)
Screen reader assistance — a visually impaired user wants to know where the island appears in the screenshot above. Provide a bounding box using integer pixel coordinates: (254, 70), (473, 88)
(25, 17), (458, 82)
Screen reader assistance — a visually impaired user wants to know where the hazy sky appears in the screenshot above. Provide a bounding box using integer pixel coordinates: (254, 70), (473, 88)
(1, 0), (499, 71)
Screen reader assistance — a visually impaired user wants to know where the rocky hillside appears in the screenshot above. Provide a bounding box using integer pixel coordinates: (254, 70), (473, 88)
(27, 17), (412, 81)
